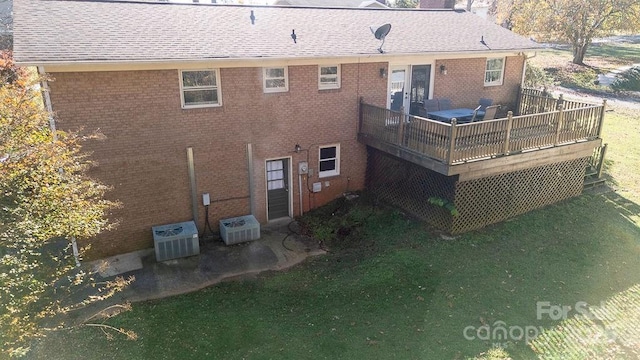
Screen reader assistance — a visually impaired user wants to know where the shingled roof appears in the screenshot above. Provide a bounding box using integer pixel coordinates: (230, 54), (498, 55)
(13, 0), (540, 64)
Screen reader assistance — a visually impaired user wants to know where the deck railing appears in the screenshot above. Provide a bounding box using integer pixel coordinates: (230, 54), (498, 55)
(359, 93), (605, 166)
(519, 87), (599, 114)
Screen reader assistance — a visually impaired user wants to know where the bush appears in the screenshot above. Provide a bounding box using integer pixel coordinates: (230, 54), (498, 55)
(524, 63), (553, 88)
(611, 66), (640, 92)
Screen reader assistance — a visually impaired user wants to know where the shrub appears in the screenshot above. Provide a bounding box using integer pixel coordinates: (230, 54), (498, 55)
(524, 63), (553, 88)
(611, 66), (640, 92)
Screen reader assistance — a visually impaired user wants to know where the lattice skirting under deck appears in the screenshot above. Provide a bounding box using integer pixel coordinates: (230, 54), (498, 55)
(366, 147), (588, 234)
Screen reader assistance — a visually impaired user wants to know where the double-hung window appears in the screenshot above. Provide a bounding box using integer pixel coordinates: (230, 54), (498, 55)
(263, 67), (289, 93)
(484, 58), (505, 86)
(318, 65), (340, 90)
(180, 69), (221, 108)
(319, 144), (340, 178)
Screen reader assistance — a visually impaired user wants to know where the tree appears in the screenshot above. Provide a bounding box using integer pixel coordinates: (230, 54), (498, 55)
(456, 0), (474, 11)
(393, 0), (418, 8)
(495, 0), (640, 64)
(0, 51), (132, 357)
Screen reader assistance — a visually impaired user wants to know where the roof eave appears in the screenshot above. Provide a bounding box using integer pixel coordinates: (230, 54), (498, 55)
(19, 48), (542, 72)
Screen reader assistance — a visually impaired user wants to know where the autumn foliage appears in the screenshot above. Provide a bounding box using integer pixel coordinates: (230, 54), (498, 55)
(0, 51), (130, 357)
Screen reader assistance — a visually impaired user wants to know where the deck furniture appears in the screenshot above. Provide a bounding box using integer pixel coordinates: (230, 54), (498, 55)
(482, 105), (500, 120)
(428, 107), (485, 123)
(439, 98), (453, 110)
(478, 98), (493, 111)
(424, 99), (440, 112)
(469, 105), (483, 122)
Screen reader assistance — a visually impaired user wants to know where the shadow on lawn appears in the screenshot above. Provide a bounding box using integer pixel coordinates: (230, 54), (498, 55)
(303, 190), (640, 359)
(25, 191), (640, 360)
(588, 42), (640, 64)
(602, 191), (640, 226)
(521, 192), (640, 359)
(463, 191), (640, 359)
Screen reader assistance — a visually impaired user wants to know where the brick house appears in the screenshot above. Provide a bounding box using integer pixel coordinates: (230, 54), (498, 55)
(15, 0), (602, 259)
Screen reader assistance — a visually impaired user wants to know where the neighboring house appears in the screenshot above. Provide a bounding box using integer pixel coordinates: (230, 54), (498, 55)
(453, 1), (496, 23)
(13, 0), (603, 259)
(274, 0), (389, 8)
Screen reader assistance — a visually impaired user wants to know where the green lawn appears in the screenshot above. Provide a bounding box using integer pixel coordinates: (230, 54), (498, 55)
(29, 191), (640, 358)
(601, 106), (640, 203)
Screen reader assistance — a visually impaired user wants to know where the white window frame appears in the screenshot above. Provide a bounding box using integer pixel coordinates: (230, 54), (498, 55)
(484, 58), (505, 86)
(179, 69), (221, 109)
(263, 66), (289, 93)
(318, 144), (340, 178)
(318, 65), (341, 90)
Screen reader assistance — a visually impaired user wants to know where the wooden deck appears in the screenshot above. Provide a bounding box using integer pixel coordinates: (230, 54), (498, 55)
(358, 89), (605, 180)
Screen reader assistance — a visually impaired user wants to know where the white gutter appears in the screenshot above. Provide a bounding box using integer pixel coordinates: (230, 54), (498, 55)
(22, 48), (544, 72)
(520, 52), (538, 88)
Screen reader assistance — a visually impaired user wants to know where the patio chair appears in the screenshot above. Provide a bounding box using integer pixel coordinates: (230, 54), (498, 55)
(470, 105), (483, 122)
(424, 99), (440, 113)
(438, 98), (452, 111)
(478, 98), (493, 111)
(482, 105), (500, 120)
(390, 91), (403, 111)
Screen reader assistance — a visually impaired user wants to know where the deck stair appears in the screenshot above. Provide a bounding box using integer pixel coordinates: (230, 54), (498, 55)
(583, 144), (607, 190)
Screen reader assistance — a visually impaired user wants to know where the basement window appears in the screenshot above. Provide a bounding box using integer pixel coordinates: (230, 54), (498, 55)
(319, 144), (340, 178)
(179, 69), (221, 108)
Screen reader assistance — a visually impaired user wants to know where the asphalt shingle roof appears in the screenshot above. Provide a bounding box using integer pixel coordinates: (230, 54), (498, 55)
(13, 0), (540, 64)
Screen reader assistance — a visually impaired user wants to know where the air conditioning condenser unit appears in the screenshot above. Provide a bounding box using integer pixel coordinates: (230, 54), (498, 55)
(219, 215), (260, 245)
(152, 221), (199, 262)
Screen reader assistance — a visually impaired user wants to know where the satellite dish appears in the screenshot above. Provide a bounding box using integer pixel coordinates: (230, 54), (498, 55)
(374, 24), (391, 40)
(371, 23), (392, 53)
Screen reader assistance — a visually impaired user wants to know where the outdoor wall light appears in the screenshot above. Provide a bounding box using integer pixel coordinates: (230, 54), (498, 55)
(380, 67), (387, 78)
(440, 64), (447, 75)
(294, 144), (302, 153)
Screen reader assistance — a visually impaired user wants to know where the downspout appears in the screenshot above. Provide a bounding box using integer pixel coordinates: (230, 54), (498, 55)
(187, 147), (199, 232)
(298, 174), (303, 216)
(520, 52), (537, 88)
(37, 67), (58, 141)
(38, 66), (81, 267)
(246, 143), (255, 216)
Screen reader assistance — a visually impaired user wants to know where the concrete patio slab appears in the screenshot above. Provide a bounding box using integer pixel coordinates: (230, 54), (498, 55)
(91, 220), (324, 303)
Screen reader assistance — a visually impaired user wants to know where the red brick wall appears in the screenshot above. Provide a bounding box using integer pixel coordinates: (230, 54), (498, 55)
(433, 56), (524, 113)
(49, 63), (387, 259)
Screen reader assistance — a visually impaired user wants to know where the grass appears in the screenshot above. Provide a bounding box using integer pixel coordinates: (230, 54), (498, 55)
(600, 105), (640, 202)
(28, 193), (640, 359)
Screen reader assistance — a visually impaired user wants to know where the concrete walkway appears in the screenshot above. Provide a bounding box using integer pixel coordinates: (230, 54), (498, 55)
(89, 221), (325, 303)
(597, 63), (640, 87)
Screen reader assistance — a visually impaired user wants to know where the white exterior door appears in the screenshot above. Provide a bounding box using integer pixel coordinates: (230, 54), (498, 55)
(388, 65), (410, 114)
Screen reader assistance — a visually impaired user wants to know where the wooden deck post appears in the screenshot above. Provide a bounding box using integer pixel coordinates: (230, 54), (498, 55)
(556, 93), (564, 110)
(503, 111), (513, 155)
(596, 99), (607, 137)
(447, 118), (457, 165)
(397, 106), (405, 146)
(554, 103), (564, 145)
(597, 143), (608, 179)
(516, 85), (523, 115)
